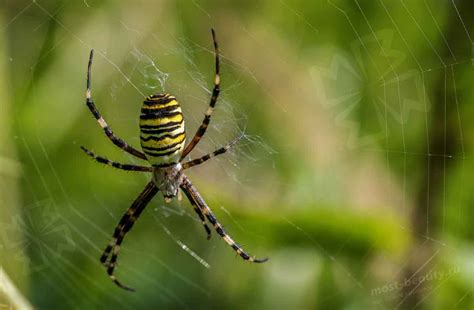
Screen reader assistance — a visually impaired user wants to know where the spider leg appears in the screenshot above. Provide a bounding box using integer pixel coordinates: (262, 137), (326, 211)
(180, 174), (268, 263)
(181, 189), (212, 239)
(86, 49), (147, 160)
(81, 146), (152, 172)
(181, 29), (220, 159)
(181, 135), (242, 169)
(100, 181), (159, 291)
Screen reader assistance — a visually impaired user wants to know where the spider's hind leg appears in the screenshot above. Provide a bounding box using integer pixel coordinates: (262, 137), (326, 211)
(85, 49), (147, 160)
(180, 29), (221, 159)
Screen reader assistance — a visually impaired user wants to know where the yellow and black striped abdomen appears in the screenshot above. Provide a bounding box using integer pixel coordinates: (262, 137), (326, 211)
(140, 94), (186, 166)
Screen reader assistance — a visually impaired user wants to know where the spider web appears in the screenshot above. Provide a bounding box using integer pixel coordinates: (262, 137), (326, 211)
(0, 0), (473, 309)
(1, 1), (276, 308)
(307, 1), (473, 309)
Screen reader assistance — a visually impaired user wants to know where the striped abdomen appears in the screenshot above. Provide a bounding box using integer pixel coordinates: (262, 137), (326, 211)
(140, 94), (186, 166)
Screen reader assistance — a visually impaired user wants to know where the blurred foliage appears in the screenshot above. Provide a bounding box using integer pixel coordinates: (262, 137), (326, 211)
(0, 0), (473, 309)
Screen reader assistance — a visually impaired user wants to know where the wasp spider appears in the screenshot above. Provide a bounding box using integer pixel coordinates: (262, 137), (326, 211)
(81, 29), (267, 291)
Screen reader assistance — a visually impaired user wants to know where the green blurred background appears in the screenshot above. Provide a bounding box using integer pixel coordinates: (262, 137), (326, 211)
(0, 0), (473, 309)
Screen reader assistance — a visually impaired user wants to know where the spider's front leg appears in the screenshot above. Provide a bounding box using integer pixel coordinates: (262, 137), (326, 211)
(100, 181), (159, 291)
(180, 174), (268, 263)
(182, 189), (212, 240)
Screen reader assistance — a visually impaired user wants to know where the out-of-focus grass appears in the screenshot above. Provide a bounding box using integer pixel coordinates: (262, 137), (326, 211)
(220, 199), (410, 258)
(0, 10), (30, 305)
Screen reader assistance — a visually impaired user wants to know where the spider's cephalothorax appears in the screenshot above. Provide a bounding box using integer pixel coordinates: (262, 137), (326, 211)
(81, 29), (267, 292)
(152, 163), (183, 198)
(140, 93), (186, 166)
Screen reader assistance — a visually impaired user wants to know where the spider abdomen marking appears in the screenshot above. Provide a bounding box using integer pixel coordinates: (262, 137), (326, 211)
(139, 94), (186, 165)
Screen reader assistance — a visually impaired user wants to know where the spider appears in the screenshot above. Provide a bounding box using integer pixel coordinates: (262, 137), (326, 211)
(81, 29), (268, 291)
